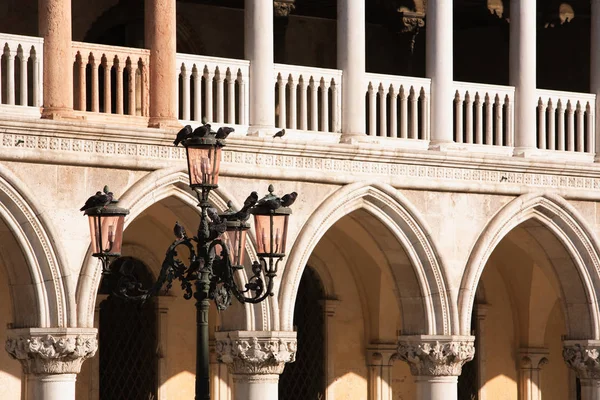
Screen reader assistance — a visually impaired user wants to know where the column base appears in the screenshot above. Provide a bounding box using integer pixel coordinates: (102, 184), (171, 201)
(41, 107), (84, 121)
(246, 126), (279, 137)
(148, 117), (181, 129)
(428, 140), (465, 152)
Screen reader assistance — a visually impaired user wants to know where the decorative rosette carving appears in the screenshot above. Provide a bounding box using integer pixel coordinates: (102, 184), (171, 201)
(563, 341), (600, 379)
(216, 332), (297, 375)
(397, 335), (475, 376)
(5, 329), (98, 374)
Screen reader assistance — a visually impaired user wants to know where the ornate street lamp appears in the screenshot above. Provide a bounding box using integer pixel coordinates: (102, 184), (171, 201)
(81, 123), (298, 400)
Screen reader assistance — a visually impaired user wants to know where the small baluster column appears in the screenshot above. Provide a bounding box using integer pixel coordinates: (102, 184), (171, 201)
(5, 328), (97, 400)
(216, 331), (297, 400)
(145, 0), (179, 127)
(6, 49), (15, 105)
(397, 335), (475, 400)
(39, 0), (74, 118)
(563, 341), (600, 400)
(19, 49), (28, 106)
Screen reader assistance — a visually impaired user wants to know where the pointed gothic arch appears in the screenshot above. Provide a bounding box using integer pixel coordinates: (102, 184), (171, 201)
(459, 193), (600, 339)
(280, 181), (452, 335)
(75, 167), (264, 332)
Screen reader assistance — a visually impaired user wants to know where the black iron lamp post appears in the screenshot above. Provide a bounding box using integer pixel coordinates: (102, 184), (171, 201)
(81, 124), (297, 400)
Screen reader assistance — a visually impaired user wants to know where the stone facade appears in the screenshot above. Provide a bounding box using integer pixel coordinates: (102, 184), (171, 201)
(0, 0), (599, 400)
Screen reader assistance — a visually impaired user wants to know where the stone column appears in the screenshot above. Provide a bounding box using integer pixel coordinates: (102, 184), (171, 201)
(510, 0), (538, 153)
(322, 299), (339, 400)
(216, 331), (297, 400)
(426, 0), (454, 148)
(397, 335), (475, 400)
(519, 348), (549, 400)
(145, 0), (179, 128)
(38, 0), (74, 119)
(591, 0), (600, 157)
(367, 344), (397, 400)
(338, 0), (366, 139)
(563, 340), (600, 400)
(475, 304), (490, 400)
(5, 328), (97, 400)
(246, 0), (276, 134)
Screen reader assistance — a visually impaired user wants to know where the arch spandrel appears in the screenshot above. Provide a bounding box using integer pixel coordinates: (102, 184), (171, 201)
(459, 193), (600, 339)
(0, 165), (72, 328)
(75, 167), (266, 332)
(280, 181), (452, 336)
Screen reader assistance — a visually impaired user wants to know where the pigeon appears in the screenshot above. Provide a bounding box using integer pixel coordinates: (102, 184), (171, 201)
(206, 208), (221, 224)
(80, 191), (113, 211)
(241, 191), (259, 212)
(216, 127), (234, 139)
(273, 129), (285, 138)
(210, 220), (227, 236)
(280, 192), (298, 207)
(259, 198), (281, 210)
(174, 125), (192, 146)
(192, 124), (210, 138)
(173, 221), (186, 239)
(80, 191), (103, 211)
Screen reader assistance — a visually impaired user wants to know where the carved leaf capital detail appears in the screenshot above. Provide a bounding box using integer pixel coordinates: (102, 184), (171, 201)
(563, 343), (600, 379)
(397, 337), (475, 376)
(216, 335), (297, 375)
(5, 334), (98, 374)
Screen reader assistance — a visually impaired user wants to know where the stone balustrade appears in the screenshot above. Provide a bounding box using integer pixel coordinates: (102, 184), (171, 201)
(2, 32), (600, 159)
(453, 81), (515, 147)
(71, 42), (150, 119)
(176, 53), (250, 125)
(274, 63), (342, 133)
(0, 33), (43, 114)
(365, 73), (431, 140)
(536, 89), (596, 153)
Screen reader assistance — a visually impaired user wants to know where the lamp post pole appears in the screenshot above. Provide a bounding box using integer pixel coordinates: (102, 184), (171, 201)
(81, 124), (297, 400)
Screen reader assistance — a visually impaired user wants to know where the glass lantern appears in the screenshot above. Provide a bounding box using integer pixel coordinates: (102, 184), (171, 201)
(222, 219), (250, 267)
(84, 203), (129, 257)
(183, 137), (223, 188)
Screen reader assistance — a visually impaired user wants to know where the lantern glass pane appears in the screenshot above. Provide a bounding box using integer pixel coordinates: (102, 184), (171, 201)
(186, 146), (221, 186)
(254, 214), (289, 255)
(88, 215), (125, 255)
(225, 229), (247, 266)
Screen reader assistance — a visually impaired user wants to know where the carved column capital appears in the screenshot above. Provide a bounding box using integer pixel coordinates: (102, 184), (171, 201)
(563, 340), (600, 379)
(367, 343), (397, 367)
(274, 0), (295, 17)
(397, 335), (475, 376)
(397, 11), (426, 33)
(5, 328), (98, 374)
(519, 348), (549, 369)
(215, 331), (297, 375)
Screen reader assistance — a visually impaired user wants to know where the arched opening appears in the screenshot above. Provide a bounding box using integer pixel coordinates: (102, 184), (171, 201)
(460, 194), (600, 399)
(279, 266), (326, 399)
(98, 257), (158, 400)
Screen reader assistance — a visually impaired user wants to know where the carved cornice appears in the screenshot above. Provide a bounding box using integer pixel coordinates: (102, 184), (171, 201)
(5, 328), (98, 374)
(563, 341), (600, 379)
(215, 331), (297, 375)
(397, 335), (475, 376)
(274, 0), (295, 17)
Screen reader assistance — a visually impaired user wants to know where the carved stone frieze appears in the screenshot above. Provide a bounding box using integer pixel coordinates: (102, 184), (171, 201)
(397, 335), (475, 376)
(215, 331), (297, 375)
(274, 0), (295, 17)
(563, 341), (600, 379)
(5, 329), (98, 374)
